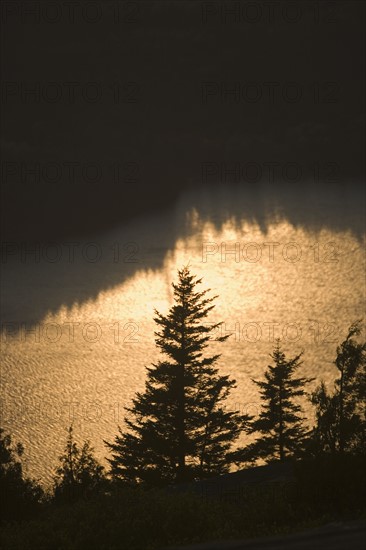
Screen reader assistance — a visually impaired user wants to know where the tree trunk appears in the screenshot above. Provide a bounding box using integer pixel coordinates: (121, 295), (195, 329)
(177, 362), (185, 482)
(177, 296), (186, 483)
(279, 379), (285, 461)
(339, 365), (344, 454)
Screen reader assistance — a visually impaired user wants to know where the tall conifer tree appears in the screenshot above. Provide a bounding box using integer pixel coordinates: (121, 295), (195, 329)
(106, 267), (249, 485)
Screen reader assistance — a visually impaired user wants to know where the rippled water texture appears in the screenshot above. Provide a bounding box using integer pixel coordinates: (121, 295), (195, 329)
(1, 183), (365, 485)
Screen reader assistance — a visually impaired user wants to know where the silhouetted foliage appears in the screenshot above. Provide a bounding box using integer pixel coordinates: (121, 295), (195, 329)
(1, 454), (365, 550)
(0, 428), (43, 521)
(236, 342), (314, 464)
(53, 426), (105, 502)
(105, 267), (250, 486)
(310, 321), (366, 456)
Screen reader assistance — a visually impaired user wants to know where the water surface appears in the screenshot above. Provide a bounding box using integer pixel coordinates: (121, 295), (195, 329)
(1, 183), (365, 485)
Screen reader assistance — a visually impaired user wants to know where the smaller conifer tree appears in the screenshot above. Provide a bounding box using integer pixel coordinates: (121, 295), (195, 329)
(242, 341), (314, 463)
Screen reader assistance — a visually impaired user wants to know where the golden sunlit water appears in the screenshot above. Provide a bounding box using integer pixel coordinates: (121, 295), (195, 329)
(1, 189), (365, 486)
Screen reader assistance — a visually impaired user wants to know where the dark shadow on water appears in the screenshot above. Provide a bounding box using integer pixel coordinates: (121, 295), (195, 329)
(1, 181), (365, 330)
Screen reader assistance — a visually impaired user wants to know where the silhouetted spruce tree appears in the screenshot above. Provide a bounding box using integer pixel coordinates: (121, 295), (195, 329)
(53, 426), (105, 501)
(105, 267), (250, 486)
(242, 341), (314, 463)
(310, 321), (366, 456)
(0, 428), (43, 520)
